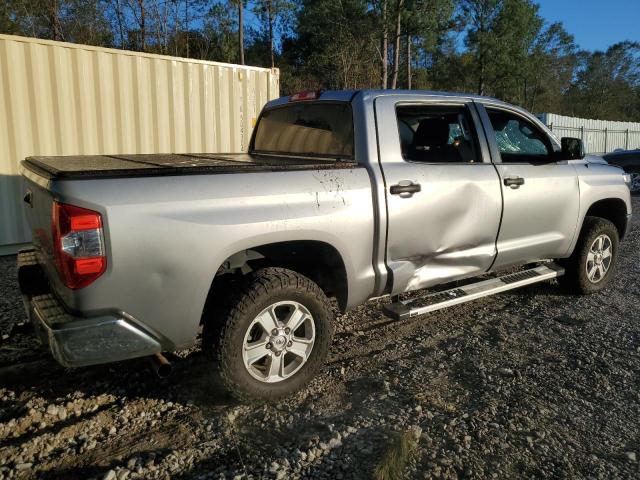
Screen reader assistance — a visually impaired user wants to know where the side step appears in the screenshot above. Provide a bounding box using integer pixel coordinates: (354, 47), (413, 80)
(383, 263), (564, 321)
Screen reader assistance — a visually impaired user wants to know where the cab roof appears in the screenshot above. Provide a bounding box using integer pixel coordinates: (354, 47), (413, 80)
(265, 89), (509, 109)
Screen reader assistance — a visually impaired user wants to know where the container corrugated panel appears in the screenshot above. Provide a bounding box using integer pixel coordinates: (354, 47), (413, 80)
(0, 34), (280, 249)
(540, 113), (640, 154)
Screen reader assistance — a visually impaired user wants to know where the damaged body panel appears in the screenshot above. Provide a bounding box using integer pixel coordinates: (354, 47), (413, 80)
(374, 94), (502, 294)
(384, 169), (502, 294)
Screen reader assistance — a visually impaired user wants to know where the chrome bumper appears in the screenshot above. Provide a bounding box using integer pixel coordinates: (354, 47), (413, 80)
(18, 249), (161, 368)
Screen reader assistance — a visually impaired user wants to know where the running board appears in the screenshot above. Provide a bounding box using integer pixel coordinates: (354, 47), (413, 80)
(383, 263), (564, 321)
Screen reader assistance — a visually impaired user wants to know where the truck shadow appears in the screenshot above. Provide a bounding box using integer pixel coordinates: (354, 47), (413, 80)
(0, 339), (233, 405)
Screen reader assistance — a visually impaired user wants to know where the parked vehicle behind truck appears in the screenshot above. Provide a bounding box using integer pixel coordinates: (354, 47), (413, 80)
(604, 149), (640, 193)
(18, 90), (633, 400)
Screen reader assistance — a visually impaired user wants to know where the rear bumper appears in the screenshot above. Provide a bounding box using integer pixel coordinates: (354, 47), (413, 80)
(18, 249), (161, 368)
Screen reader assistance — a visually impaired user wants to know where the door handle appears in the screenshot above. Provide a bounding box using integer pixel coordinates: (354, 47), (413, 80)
(390, 181), (421, 197)
(504, 176), (525, 189)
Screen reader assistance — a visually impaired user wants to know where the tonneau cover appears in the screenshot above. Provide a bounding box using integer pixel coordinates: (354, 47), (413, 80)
(23, 153), (358, 179)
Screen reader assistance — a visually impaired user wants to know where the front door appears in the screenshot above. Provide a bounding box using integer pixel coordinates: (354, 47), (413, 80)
(476, 103), (580, 268)
(374, 95), (503, 295)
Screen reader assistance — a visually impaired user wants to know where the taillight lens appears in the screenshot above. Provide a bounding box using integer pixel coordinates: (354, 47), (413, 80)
(52, 202), (106, 289)
(289, 90), (321, 101)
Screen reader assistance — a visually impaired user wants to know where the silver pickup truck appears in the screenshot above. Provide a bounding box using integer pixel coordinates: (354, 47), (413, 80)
(18, 90), (633, 400)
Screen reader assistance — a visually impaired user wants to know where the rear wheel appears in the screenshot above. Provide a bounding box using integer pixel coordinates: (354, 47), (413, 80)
(205, 267), (334, 401)
(558, 216), (619, 294)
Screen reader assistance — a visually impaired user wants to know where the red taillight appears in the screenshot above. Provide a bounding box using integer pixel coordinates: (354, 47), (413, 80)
(289, 90), (321, 102)
(70, 214), (101, 230)
(52, 202), (106, 289)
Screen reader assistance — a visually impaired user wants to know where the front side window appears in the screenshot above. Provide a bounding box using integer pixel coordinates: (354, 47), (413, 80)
(252, 102), (354, 158)
(487, 109), (551, 163)
(396, 105), (480, 163)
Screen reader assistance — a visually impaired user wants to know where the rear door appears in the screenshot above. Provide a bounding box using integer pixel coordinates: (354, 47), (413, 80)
(375, 95), (502, 295)
(476, 103), (580, 268)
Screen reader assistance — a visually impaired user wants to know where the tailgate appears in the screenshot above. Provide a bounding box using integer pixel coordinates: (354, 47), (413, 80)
(21, 166), (59, 284)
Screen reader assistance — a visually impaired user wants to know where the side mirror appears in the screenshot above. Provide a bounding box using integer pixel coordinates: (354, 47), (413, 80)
(561, 137), (585, 160)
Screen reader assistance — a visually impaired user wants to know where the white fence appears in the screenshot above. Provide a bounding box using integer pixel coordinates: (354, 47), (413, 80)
(538, 113), (640, 154)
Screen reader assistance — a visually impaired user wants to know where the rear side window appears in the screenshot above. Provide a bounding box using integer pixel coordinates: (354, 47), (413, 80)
(252, 103), (354, 158)
(396, 105), (480, 163)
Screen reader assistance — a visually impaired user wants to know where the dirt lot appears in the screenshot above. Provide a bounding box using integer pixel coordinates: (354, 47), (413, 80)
(1, 198), (639, 480)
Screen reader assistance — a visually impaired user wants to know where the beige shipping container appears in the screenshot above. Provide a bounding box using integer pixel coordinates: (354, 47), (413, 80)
(0, 34), (280, 254)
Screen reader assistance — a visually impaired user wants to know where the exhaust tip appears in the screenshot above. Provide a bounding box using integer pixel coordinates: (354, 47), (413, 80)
(149, 353), (172, 378)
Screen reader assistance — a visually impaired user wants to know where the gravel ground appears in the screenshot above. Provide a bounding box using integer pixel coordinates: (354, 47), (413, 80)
(1, 198), (639, 480)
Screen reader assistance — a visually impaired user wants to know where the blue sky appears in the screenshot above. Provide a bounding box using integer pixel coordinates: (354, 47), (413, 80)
(536, 0), (640, 52)
(243, 0), (637, 53)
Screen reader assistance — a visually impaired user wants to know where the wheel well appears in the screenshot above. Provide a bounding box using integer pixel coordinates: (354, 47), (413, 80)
(584, 198), (628, 239)
(205, 241), (349, 316)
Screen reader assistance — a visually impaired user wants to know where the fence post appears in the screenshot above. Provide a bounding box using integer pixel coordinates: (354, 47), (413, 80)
(626, 129), (630, 150)
(580, 126), (584, 142)
(550, 122), (553, 132)
(604, 127), (608, 153)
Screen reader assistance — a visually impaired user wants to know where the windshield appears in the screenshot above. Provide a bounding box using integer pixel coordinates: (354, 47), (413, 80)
(252, 102), (354, 159)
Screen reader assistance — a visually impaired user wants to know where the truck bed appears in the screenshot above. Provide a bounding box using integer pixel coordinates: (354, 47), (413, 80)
(23, 153), (358, 179)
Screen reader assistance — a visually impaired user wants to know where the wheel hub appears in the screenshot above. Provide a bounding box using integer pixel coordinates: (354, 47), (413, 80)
(270, 332), (289, 352)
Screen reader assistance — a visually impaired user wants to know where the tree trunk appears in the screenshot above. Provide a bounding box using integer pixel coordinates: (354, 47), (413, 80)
(381, 0), (388, 89)
(390, 0), (403, 89)
(478, 61), (485, 96)
(268, 0), (274, 69)
(238, 0), (245, 65)
(50, 0), (63, 41)
(528, 76), (542, 113)
(185, 0), (189, 58)
(174, 3), (180, 55)
(406, 34), (411, 89)
(473, 3), (490, 96)
(114, 0), (125, 48)
(138, 0), (146, 51)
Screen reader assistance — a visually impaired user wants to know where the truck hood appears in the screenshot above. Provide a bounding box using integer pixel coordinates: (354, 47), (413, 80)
(585, 154), (608, 165)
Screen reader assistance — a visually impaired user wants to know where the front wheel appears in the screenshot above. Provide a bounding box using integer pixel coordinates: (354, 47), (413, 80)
(558, 216), (619, 294)
(207, 267), (334, 401)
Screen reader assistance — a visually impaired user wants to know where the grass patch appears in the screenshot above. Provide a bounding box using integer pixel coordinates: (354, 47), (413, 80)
(374, 427), (421, 480)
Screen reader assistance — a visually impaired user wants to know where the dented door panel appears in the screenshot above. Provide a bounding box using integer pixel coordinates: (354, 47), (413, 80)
(374, 95), (503, 295)
(384, 165), (502, 293)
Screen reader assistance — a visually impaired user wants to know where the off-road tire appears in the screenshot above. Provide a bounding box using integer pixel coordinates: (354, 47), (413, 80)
(205, 267), (334, 401)
(557, 216), (619, 294)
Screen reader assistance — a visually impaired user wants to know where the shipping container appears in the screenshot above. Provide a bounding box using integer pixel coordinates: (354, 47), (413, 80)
(0, 34), (280, 254)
